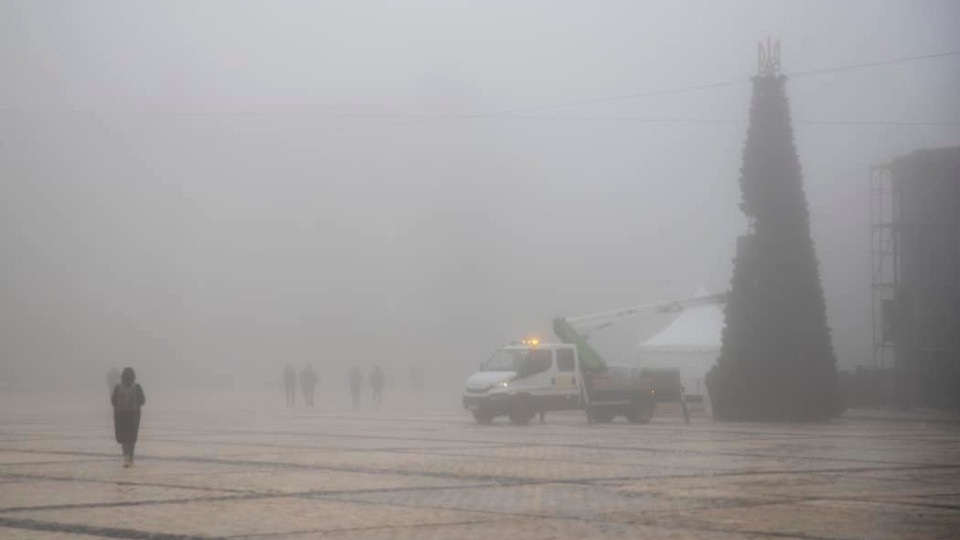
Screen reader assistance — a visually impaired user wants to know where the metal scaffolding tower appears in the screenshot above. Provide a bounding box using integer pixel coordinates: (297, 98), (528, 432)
(870, 164), (896, 370)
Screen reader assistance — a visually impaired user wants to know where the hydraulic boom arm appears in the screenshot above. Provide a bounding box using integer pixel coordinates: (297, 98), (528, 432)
(552, 292), (727, 370)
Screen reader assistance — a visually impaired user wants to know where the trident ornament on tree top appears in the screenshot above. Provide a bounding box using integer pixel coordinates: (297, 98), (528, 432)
(757, 38), (780, 76)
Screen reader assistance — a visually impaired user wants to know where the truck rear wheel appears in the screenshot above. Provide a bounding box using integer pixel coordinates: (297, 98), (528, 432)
(626, 400), (654, 424)
(472, 410), (494, 425)
(587, 406), (616, 423)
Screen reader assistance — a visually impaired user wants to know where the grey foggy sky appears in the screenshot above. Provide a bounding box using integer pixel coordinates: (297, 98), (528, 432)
(2, 1), (959, 388)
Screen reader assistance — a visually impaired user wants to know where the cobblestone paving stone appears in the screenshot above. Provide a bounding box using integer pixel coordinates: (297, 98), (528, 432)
(1, 392), (959, 539)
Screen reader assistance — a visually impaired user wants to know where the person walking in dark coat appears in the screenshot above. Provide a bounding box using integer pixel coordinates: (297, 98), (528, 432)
(369, 366), (384, 405)
(349, 366), (362, 408)
(111, 367), (145, 468)
(283, 365), (297, 407)
(300, 365), (318, 408)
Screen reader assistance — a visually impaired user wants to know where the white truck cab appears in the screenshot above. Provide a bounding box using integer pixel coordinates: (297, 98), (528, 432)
(463, 342), (583, 424)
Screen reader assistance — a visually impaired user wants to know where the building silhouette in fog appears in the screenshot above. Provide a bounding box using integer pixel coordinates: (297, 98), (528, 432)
(873, 146), (960, 409)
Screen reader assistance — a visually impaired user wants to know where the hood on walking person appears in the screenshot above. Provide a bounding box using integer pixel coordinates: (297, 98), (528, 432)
(121, 367), (136, 386)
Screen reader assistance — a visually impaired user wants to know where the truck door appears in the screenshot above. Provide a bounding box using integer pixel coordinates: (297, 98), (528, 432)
(553, 348), (580, 408)
(514, 349), (555, 393)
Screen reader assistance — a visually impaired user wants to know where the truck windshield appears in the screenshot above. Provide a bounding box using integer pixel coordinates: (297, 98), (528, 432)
(481, 349), (528, 372)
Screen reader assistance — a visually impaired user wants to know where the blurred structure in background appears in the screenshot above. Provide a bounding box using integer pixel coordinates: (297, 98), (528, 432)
(871, 146), (960, 409)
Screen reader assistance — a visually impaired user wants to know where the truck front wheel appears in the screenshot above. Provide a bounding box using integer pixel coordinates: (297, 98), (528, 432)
(508, 396), (535, 425)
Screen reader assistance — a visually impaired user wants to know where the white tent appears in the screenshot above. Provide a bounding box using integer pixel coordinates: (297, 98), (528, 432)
(637, 291), (724, 398)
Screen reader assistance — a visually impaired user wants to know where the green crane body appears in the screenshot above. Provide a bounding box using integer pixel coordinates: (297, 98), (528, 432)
(551, 317), (608, 371)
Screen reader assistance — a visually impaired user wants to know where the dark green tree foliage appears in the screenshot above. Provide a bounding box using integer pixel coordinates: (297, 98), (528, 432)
(708, 67), (840, 421)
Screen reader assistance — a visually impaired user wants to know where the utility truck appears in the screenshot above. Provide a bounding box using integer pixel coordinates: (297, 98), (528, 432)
(462, 292), (726, 425)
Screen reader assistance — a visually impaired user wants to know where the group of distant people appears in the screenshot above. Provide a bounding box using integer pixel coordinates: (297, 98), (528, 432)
(283, 365), (318, 407)
(349, 366), (384, 408)
(282, 365), (387, 408)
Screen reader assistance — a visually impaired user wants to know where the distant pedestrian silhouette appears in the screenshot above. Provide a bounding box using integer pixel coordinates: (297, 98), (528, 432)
(349, 366), (363, 408)
(111, 367), (145, 468)
(370, 366), (384, 405)
(300, 365), (317, 408)
(283, 365), (297, 407)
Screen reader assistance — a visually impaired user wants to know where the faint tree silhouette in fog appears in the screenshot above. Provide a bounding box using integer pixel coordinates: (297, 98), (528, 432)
(708, 41), (840, 421)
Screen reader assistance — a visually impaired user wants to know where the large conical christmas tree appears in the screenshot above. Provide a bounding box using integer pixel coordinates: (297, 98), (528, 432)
(707, 41), (840, 421)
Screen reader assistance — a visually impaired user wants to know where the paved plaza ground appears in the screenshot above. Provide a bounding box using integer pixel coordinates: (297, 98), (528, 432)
(1, 390), (959, 539)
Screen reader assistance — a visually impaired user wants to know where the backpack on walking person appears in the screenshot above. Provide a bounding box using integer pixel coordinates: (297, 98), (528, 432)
(114, 384), (141, 412)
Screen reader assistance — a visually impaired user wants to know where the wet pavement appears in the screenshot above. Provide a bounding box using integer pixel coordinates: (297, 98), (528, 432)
(1, 391), (959, 539)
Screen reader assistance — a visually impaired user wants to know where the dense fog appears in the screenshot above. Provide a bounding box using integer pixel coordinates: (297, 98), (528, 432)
(2, 1), (958, 394)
